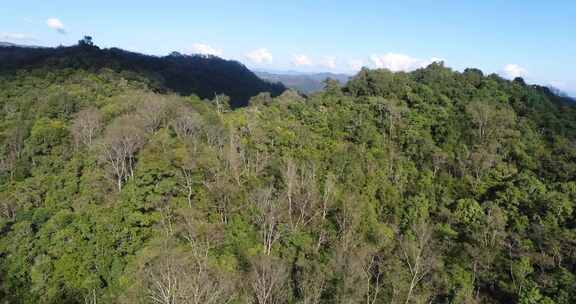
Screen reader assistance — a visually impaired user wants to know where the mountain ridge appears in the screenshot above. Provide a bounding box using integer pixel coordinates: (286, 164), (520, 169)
(255, 70), (351, 94)
(0, 40), (285, 107)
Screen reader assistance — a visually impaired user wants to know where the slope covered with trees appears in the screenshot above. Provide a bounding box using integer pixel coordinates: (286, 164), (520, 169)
(0, 37), (285, 107)
(0, 59), (575, 304)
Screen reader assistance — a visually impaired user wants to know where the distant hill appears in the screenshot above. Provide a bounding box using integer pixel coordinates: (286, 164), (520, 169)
(0, 40), (285, 107)
(255, 70), (351, 94)
(0, 41), (43, 48)
(0, 41), (17, 47)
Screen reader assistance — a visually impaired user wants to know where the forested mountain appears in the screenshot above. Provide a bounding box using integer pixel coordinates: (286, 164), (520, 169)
(255, 71), (350, 94)
(0, 42), (18, 47)
(0, 38), (285, 107)
(0, 51), (576, 304)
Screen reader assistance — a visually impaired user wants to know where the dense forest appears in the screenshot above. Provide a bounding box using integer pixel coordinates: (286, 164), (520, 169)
(0, 37), (285, 107)
(0, 41), (576, 304)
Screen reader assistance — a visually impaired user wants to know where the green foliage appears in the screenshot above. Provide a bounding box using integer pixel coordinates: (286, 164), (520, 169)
(1, 61), (575, 304)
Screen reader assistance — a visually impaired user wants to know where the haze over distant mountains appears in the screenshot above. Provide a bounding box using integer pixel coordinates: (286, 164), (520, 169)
(255, 70), (351, 94)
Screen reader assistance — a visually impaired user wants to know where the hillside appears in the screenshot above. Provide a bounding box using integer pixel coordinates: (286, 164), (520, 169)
(0, 38), (285, 107)
(256, 70), (351, 94)
(0, 60), (575, 304)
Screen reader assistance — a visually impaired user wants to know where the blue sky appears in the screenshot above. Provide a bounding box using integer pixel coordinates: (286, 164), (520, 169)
(1, 1), (575, 95)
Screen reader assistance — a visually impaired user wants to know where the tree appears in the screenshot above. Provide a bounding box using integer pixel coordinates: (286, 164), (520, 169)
(226, 127), (244, 185)
(465, 101), (516, 145)
(296, 263), (327, 304)
(99, 115), (146, 191)
(213, 94), (231, 115)
(136, 95), (173, 133)
(78, 36), (94, 47)
(399, 220), (438, 304)
(170, 107), (204, 140)
(252, 186), (283, 255)
(281, 159), (321, 230)
(316, 173), (336, 251)
(250, 255), (288, 304)
(0, 126), (26, 180)
(144, 247), (233, 304)
(71, 107), (103, 149)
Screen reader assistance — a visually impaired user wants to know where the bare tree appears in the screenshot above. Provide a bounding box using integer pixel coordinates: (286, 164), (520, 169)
(252, 186), (282, 255)
(466, 101), (516, 145)
(0, 126), (26, 180)
(204, 124), (227, 155)
(399, 220), (438, 304)
(281, 160), (322, 230)
(180, 167), (195, 208)
(316, 173), (336, 251)
(226, 128), (245, 185)
(282, 158), (297, 228)
(145, 247), (234, 304)
(136, 94), (173, 133)
(175, 143), (199, 208)
(171, 107), (204, 140)
(0, 196), (17, 220)
(297, 265), (326, 304)
(469, 147), (498, 180)
(202, 166), (235, 224)
(336, 194), (361, 252)
(293, 164), (321, 229)
(250, 255), (288, 304)
(373, 99), (404, 141)
(331, 244), (370, 304)
(431, 149), (447, 177)
(71, 107), (103, 149)
(361, 251), (386, 304)
(99, 115), (146, 191)
(83, 289), (97, 304)
(146, 256), (181, 304)
(213, 94), (231, 116)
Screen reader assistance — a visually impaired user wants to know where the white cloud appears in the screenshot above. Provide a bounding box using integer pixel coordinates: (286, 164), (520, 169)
(370, 53), (441, 72)
(319, 56), (337, 69)
(190, 43), (222, 56)
(46, 18), (66, 34)
(0, 32), (35, 42)
(501, 64), (528, 79)
(292, 54), (313, 67)
(245, 48), (273, 64)
(348, 59), (364, 71)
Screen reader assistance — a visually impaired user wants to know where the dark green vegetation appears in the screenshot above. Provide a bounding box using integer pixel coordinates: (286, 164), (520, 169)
(0, 42), (575, 304)
(0, 37), (285, 107)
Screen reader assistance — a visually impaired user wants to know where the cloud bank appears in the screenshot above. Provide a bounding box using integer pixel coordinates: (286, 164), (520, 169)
(319, 56), (337, 69)
(370, 53), (442, 72)
(245, 48), (273, 64)
(292, 54), (313, 67)
(502, 64), (528, 79)
(190, 43), (222, 56)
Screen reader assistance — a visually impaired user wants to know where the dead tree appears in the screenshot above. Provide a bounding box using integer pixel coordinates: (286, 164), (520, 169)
(250, 255), (288, 304)
(171, 107), (204, 140)
(145, 247), (233, 304)
(399, 220), (437, 304)
(252, 186), (282, 255)
(99, 115), (146, 191)
(71, 107), (103, 149)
